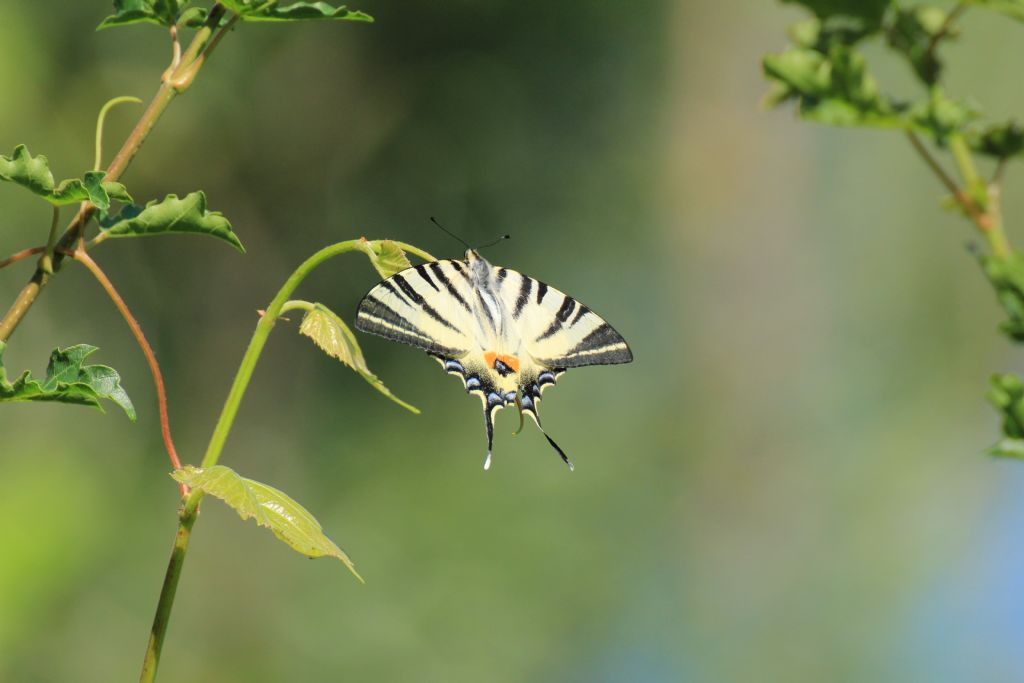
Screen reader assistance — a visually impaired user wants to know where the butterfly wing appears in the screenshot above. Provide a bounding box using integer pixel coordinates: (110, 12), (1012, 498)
(355, 260), (477, 357)
(492, 268), (633, 468)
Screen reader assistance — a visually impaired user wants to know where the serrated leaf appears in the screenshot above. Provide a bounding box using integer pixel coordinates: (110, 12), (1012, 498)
(0, 342), (136, 420)
(221, 1), (372, 22)
(172, 465), (362, 580)
(99, 191), (244, 252)
(299, 303), (419, 413)
(97, 0), (187, 29)
(763, 45), (906, 128)
(965, 0), (1024, 22)
(0, 145), (119, 207)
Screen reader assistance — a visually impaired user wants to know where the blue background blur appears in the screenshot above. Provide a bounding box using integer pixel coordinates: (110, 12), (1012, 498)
(3, 1), (1024, 681)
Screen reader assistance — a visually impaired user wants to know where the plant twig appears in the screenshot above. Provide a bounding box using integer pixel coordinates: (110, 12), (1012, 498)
(0, 246), (44, 269)
(38, 206), (61, 275)
(70, 249), (186, 494)
(907, 132), (989, 224)
(0, 4), (228, 343)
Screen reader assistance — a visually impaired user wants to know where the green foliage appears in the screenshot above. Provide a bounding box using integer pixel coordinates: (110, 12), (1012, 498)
(359, 239), (412, 279)
(971, 121), (1024, 159)
(763, 45), (904, 127)
(979, 253), (1024, 341)
(297, 302), (419, 413)
(0, 145), (132, 209)
(171, 465), (362, 580)
(98, 0), (191, 29)
(987, 373), (1024, 458)
(99, 191), (244, 252)
(886, 6), (951, 85)
(219, 1), (372, 23)
(782, 0), (891, 26)
(0, 342), (135, 419)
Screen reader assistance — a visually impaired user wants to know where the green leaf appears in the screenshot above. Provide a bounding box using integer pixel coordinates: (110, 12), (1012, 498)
(971, 121), (1024, 159)
(97, 0), (187, 29)
(988, 372), (1024, 444)
(0, 145), (113, 207)
(0, 342), (136, 420)
(989, 437), (1024, 459)
(965, 0), (1024, 22)
(886, 6), (952, 85)
(781, 0), (892, 32)
(171, 465), (362, 581)
(979, 253), (1024, 342)
(99, 191), (245, 252)
(359, 239), (412, 279)
(221, 1), (372, 22)
(298, 302), (419, 414)
(908, 88), (980, 142)
(762, 45), (906, 128)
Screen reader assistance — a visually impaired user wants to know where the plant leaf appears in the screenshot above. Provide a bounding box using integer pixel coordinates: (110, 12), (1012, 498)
(0, 145), (121, 207)
(359, 239), (412, 279)
(298, 303), (419, 413)
(971, 121), (1024, 159)
(221, 1), (372, 22)
(99, 191), (245, 252)
(0, 342), (136, 420)
(989, 438), (1024, 459)
(965, 0), (1024, 22)
(171, 464), (362, 581)
(781, 0), (892, 32)
(886, 6), (952, 86)
(979, 253), (1024, 342)
(97, 0), (187, 29)
(762, 45), (906, 128)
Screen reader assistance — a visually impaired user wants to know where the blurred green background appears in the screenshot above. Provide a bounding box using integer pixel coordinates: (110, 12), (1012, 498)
(3, 1), (1024, 681)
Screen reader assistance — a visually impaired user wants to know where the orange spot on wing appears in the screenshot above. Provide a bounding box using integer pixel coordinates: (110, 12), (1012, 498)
(496, 354), (520, 373)
(484, 352), (520, 373)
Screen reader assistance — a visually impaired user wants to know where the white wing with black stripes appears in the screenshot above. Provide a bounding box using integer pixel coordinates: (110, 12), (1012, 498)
(355, 248), (632, 471)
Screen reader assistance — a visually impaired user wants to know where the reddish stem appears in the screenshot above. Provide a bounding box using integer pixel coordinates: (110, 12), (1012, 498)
(68, 249), (187, 496)
(0, 246), (45, 269)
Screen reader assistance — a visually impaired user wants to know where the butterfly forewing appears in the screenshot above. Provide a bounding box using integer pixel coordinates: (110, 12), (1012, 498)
(355, 261), (475, 357)
(496, 269), (633, 369)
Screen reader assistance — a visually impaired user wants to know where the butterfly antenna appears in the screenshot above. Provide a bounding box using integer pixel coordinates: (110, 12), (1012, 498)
(475, 234), (511, 250)
(429, 216), (471, 250)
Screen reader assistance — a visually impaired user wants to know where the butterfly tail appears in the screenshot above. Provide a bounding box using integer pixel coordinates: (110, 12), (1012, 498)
(519, 392), (574, 471)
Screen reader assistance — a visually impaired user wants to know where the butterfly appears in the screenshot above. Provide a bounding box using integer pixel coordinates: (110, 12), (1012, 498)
(354, 248), (633, 470)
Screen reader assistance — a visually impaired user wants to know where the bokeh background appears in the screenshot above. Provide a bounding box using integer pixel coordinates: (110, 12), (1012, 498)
(3, 1), (1024, 681)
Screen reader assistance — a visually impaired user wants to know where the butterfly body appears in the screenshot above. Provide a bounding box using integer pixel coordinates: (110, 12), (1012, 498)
(355, 249), (632, 469)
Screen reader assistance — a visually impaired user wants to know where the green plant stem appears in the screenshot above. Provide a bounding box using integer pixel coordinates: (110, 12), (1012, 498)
(0, 4), (228, 343)
(389, 240), (437, 263)
(949, 132), (983, 196)
(94, 96), (144, 171)
(200, 239), (366, 468)
(138, 493), (200, 683)
(139, 238), (423, 683)
(905, 131), (1011, 257)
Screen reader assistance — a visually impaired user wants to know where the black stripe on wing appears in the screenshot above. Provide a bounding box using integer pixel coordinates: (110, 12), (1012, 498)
(355, 293), (465, 356)
(536, 322), (633, 368)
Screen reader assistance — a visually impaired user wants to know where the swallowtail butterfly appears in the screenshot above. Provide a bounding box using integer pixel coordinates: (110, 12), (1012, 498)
(355, 249), (633, 470)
